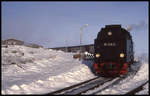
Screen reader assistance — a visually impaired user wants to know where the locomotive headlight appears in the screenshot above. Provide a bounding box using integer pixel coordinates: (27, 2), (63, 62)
(108, 32), (112, 36)
(120, 53), (125, 58)
(96, 53), (100, 58)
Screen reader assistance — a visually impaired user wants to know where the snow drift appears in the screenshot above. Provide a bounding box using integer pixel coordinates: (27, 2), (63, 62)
(2, 45), (95, 94)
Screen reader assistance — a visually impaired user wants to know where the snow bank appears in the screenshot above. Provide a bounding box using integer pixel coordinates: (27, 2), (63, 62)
(2, 45), (95, 94)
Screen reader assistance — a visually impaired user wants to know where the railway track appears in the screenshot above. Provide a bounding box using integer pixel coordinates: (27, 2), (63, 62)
(47, 77), (120, 95)
(61, 77), (113, 95)
(46, 62), (141, 95)
(46, 71), (141, 95)
(47, 76), (99, 94)
(82, 77), (123, 95)
(125, 81), (149, 95)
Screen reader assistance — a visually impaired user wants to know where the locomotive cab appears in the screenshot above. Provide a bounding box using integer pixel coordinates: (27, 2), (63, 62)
(94, 25), (134, 76)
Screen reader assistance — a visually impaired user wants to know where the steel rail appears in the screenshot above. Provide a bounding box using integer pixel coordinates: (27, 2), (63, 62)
(46, 76), (99, 94)
(125, 81), (148, 95)
(85, 77), (122, 95)
(63, 78), (113, 95)
(46, 61), (140, 95)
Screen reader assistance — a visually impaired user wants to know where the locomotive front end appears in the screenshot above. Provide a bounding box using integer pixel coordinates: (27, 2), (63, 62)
(94, 25), (133, 77)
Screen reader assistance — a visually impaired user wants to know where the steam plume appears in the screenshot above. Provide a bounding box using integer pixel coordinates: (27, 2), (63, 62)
(126, 21), (148, 31)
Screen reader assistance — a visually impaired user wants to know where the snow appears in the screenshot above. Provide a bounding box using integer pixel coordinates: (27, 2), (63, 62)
(136, 83), (149, 94)
(2, 45), (149, 95)
(2, 45), (95, 94)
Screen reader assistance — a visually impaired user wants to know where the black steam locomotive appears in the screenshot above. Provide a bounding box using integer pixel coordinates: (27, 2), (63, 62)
(94, 25), (134, 76)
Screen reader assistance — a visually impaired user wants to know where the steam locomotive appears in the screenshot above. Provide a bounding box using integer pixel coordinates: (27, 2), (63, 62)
(94, 25), (134, 76)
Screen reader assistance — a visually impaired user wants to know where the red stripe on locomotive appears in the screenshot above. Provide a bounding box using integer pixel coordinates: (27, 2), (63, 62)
(94, 62), (129, 75)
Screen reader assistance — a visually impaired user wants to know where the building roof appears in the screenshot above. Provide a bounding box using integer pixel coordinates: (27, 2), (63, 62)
(50, 44), (94, 49)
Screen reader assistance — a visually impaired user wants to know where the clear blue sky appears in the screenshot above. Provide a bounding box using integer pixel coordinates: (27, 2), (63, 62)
(2, 1), (148, 54)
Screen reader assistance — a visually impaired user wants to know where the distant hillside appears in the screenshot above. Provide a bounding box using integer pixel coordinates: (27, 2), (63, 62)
(2, 39), (43, 48)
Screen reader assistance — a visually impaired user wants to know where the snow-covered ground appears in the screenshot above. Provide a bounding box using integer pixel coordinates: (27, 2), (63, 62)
(2, 45), (95, 94)
(1, 45), (149, 94)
